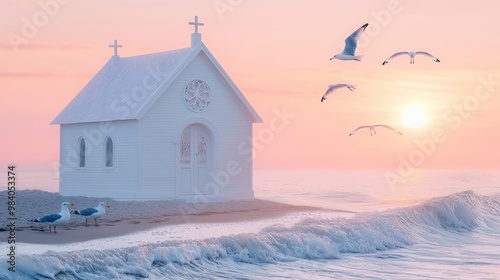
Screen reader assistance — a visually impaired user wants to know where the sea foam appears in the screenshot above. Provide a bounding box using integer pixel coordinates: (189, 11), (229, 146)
(1, 191), (499, 280)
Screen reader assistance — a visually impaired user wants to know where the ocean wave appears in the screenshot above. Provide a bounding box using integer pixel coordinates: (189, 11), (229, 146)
(2, 191), (499, 280)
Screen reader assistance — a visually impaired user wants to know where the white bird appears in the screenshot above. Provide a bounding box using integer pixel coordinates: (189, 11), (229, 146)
(330, 23), (369, 61)
(71, 202), (110, 227)
(382, 51), (440, 65)
(30, 202), (74, 233)
(321, 84), (356, 102)
(349, 125), (403, 136)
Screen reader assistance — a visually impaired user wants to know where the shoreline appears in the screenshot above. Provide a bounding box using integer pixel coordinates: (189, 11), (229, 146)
(0, 190), (350, 245)
(8, 205), (330, 245)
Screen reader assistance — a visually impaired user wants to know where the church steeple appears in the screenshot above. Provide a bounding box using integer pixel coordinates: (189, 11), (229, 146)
(189, 16), (204, 47)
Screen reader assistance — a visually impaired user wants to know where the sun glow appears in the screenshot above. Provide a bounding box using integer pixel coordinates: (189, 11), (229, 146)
(402, 106), (428, 127)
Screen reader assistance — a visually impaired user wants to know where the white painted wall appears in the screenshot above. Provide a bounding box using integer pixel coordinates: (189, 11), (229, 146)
(59, 51), (255, 201)
(59, 120), (138, 199)
(137, 52), (254, 201)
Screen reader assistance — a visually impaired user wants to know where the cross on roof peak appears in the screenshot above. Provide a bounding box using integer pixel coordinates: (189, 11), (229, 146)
(189, 16), (204, 34)
(108, 39), (122, 57)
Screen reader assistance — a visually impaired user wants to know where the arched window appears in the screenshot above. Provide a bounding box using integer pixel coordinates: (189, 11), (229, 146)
(78, 138), (86, 167)
(105, 137), (113, 167)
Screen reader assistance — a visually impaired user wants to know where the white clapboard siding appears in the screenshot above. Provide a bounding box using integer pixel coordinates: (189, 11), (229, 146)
(58, 120), (138, 199)
(53, 38), (261, 201)
(137, 52), (255, 201)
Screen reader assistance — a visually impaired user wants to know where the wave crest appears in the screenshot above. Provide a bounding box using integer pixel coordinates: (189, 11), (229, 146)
(3, 191), (499, 279)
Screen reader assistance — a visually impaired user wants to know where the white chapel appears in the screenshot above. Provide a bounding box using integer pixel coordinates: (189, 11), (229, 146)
(51, 17), (262, 201)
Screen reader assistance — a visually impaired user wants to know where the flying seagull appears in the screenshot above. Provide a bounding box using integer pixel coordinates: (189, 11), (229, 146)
(330, 23), (369, 61)
(30, 202), (74, 233)
(321, 84), (356, 102)
(349, 125), (403, 136)
(382, 51), (440, 65)
(72, 202), (110, 227)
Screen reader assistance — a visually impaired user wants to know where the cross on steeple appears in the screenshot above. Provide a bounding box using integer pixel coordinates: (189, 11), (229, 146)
(108, 39), (122, 57)
(189, 16), (204, 34)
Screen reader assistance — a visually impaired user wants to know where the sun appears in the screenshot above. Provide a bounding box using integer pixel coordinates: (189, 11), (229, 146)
(402, 106), (427, 127)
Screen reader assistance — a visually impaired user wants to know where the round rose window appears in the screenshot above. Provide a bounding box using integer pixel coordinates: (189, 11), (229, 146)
(184, 80), (211, 112)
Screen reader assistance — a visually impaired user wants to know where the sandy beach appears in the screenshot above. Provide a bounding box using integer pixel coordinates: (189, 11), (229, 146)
(0, 190), (335, 245)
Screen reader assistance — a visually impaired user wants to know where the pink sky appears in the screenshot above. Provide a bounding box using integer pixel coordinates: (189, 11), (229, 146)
(1, 0), (500, 170)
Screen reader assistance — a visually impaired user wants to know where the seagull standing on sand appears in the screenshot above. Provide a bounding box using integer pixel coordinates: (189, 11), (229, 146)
(349, 125), (403, 136)
(382, 51), (440, 65)
(72, 202), (109, 227)
(330, 23), (369, 61)
(30, 202), (74, 233)
(321, 84), (356, 102)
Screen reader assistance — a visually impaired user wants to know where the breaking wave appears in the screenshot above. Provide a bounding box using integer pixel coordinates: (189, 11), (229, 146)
(2, 191), (499, 280)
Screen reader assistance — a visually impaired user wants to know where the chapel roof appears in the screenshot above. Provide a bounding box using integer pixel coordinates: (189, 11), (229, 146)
(51, 47), (193, 124)
(52, 17), (261, 125)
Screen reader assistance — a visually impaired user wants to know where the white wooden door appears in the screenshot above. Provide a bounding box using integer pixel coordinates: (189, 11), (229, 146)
(179, 125), (210, 195)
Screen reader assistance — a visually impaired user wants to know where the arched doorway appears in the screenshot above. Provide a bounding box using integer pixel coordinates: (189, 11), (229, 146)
(178, 124), (212, 195)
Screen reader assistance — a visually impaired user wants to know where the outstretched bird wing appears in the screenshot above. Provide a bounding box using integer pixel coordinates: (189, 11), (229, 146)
(343, 23), (369, 55)
(321, 84), (356, 102)
(349, 125), (371, 136)
(374, 124), (403, 135)
(382, 52), (408, 65)
(415, 51), (440, 62)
